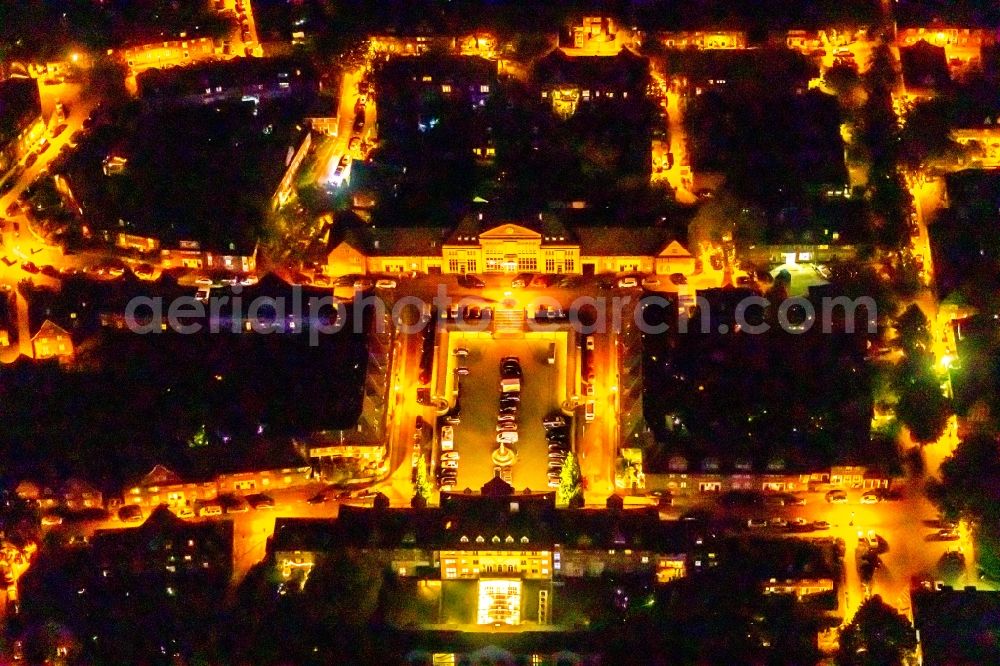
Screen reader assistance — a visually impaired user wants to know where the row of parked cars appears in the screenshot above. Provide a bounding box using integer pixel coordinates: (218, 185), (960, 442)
(438, 424), (459, 491)
(545, 415), (569, 488)
(496, 357), (522, 446)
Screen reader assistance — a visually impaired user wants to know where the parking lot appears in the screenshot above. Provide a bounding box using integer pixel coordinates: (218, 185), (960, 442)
(441, 336), (564, 491)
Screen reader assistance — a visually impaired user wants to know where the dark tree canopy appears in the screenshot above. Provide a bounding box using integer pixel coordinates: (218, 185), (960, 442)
(836, 595), (917, 666)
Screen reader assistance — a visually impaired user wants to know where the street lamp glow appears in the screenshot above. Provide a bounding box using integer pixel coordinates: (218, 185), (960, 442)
(940, 354), (954, 369)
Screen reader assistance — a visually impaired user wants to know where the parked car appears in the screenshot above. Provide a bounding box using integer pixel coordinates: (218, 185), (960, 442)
(454, 347), (469, 357)
(224, 497), (250, 514)
(41, 513), (64, 526)
(306, 492), (329, 504)
(118, 505), (144, 523)
(542, 415), (566, 429)
(769, 517), (788, 528)
(585, 336), (595, 351)
(458, 274), (485, 288)
(246, 493), (275, 509)
(617, 277), (638, 288)
(511, 273), (533, 287)
(375, 279), (397, 289)
(747, 518), (768, 528)
(641, 276), (661, 288)
(812, 521), (831, 530)
(199, 503), (223, 517)
(825, 489), (848, 504)
(860, 491), (882, 504)
(441, 451), (460, 461)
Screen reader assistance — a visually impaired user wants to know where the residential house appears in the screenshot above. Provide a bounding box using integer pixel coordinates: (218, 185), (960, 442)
(897, 25), (1000, 49)
(662, 48), (816, 95)
(136, 56), (318, 109)
(535, 48), (649, 117)
(59, 478), (104, 511)
(659, 31), (748, 50)
(30, 320), (74, 361)
(125, 465), (217, 512)
(112, 36), (219, 72)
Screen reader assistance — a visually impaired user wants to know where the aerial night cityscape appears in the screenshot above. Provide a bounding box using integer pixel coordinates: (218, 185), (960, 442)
(2, 0), (1000, 664)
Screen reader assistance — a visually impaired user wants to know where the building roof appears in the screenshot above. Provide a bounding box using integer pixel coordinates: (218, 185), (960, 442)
(534, 48), (649, 90)
(912, 588), (1000, 665)
(271, 498), (695, 555)
(900, 40), (951, 91)
(446, 212), (576, 246)
(0, 77), (41, 147)
(137, 56), (316, 104)
(662, 48), (816, 91)
(575, 226), (681, 256)
(375, 54), (496, 98)
(30, 319), (71, 342)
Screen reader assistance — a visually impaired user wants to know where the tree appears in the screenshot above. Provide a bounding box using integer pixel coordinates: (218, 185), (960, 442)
(825, 63), (863, 100)
(926, 434), (1000, 524)
(412, 455), (432, 504)
(558, 451), (583, 507)
(896, 372), (951, 444)
(836, 595), (917, 666)
(894, 303), (930, 352)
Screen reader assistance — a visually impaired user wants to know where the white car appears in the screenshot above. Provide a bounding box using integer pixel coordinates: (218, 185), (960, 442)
(195, 276), (213, 285)
(585, 336), (595, 351)
(441, 451), (460, 461)
(199, 503), (223, 517)
(375, 279), (397, 289)
(440, 460), (459, 469)
(440, 425), (454, 451)
(860, 491), (881, 504)
(353, 279), (373, 290)
(454, 347), (469, 357)
(617, 277), (638, 288)
(641, 276), (661, 288)
(173, 506), (195, 519)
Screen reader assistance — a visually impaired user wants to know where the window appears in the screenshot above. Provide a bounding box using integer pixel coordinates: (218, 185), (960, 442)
(445, 567), (457, 578)
(441, 84), (452, 93)
(545, 258), (555, 272)
(517, 257), (537, 271)
(449, 259), (462, 273)
(460, 536), (469, 543)
(564, 259), (575, 272)
(481, 85), (490, 93)
(520, 536), (529, 544)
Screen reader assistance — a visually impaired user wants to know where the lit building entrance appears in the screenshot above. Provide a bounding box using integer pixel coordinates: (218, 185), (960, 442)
(477, 579), (522, 625)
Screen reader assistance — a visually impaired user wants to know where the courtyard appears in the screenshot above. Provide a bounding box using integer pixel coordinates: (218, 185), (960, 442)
(440, 332), (571, 492)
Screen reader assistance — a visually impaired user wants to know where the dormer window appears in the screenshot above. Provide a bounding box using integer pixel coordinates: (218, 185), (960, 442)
(460, 535), (469, 543)
(505, 535), (514, 544)
(476, 536), (485, 544)
(520, 536), (529, 544)
(492, 536), (501, 544)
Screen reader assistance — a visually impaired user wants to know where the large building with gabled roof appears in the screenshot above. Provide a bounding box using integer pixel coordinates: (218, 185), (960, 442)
(324, 210), (695, 277)
(269, 474), (698, 629)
